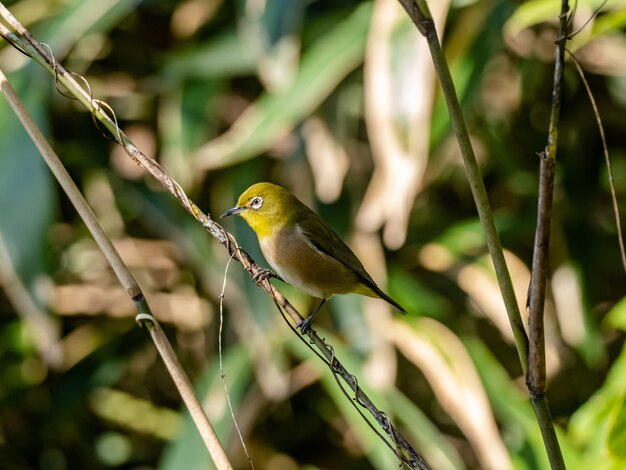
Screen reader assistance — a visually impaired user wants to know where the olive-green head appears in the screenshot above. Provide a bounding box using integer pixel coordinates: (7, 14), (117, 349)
(221, 182), (299, 237)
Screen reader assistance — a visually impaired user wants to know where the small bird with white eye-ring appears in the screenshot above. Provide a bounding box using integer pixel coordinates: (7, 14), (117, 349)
(221, 182), (406, 333)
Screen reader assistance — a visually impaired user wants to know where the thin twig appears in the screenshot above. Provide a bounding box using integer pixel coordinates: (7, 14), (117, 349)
(526, 1), (570, 468)
(0, 66), (233, 470)
(219, 254), (255, 469)
(567, 0), (607, 40)
(527, 150), (554, 393)
(0, 6), (430, 468)
(270, 276), (429, 468)
(327, 347), (406, 467)
(271, 297), (429, 469)
(567, 50), (626, 276)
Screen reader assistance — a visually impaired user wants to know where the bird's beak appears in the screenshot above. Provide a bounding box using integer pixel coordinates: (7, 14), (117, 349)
(220, 206), (243, 218)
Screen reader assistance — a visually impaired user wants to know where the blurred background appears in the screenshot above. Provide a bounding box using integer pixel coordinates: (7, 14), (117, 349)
(1, 0), (626, 468)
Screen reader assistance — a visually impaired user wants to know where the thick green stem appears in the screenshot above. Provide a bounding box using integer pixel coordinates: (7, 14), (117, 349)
(397, 0), (528, 372)
(396, 1), (567, 468)
(0, 65), (233, 470)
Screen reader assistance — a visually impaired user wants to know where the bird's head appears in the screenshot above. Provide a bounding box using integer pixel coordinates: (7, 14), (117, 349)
(221, 182), (297, 237)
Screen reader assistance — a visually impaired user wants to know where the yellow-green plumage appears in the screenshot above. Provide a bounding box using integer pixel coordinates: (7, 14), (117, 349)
(221, 183), (406, 326)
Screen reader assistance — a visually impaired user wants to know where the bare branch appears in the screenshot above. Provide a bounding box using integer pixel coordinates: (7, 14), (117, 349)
(0, 5), (431, 468)
(0, 65), (233, 470)
(527, 2), (570, 468)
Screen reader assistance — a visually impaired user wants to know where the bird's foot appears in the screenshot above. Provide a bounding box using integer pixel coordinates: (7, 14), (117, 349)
(252, 268), (282, 285)
(298, 298), (326, 334)
(298, 316), (314, 334)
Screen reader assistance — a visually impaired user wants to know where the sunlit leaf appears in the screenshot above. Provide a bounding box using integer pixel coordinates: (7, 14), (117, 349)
(35, 0), (139, 59)
(607, 397), (626, 459)
(163, 31), (257, 81)
(605, 295), (626, 332)
(192, 2), (373, 169)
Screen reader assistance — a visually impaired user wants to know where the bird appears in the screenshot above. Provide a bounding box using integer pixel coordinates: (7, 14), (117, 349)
(221, 182), (406, 332)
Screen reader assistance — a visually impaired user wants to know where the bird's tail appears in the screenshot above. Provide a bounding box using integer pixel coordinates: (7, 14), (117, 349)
(376, 288), (407, 313)
(356, 282), (407, 313)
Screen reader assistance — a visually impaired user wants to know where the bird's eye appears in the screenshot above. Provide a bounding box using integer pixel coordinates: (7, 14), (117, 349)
(250, 196), (263, 209)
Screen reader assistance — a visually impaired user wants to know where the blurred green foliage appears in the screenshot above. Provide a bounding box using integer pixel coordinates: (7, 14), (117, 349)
(1, 0), (626, 469)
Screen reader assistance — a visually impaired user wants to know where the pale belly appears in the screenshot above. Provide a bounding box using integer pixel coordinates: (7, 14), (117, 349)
(258, 226), (360, 299)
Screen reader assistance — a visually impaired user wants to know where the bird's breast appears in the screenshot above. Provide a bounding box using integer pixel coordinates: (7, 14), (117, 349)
(258, 225), (359, 299)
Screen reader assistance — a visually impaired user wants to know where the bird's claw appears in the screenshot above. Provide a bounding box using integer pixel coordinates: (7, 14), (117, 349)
(298, 316), (314, 334)
(252, 268), (281, 285)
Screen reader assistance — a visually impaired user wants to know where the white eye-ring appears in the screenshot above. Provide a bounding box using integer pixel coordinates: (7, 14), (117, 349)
(250, 196), (263, 209)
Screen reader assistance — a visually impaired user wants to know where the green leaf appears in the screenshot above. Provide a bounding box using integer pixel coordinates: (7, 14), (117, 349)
(569, 342), (626, 464)
(503, 0), (560, 38)
(504, 0), (626, 48)
(163, 31), (257, 81)
(0, 72), (56, 291)
(36, 0), (139, 59)
(389, 268), (454, 321)
(607, 397), (626, 459)
(192, 2), (373, 169)
(605, 296), (626, 332)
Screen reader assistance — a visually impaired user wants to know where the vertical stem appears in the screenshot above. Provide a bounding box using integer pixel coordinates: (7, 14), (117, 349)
(397, 0), (529, 372)
(527, 154), (554, 394)
(528, 0), (569, 389)
(396, 1), (567, 468)
(526, 2), (569, 469)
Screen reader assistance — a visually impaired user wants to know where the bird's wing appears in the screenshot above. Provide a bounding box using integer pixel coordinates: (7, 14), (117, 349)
(297, 209), (407, 313)
(297, 211), (376, 285)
